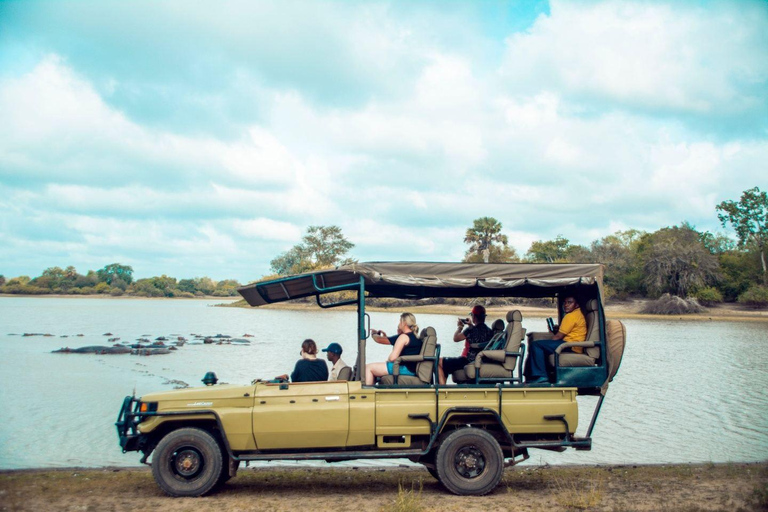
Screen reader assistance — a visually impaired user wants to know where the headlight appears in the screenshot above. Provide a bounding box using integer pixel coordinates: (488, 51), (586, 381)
(139, 402), (158, 413)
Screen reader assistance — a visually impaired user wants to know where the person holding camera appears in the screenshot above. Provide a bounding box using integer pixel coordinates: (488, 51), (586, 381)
(437, 305), (493, 384)
(365, 312), (421, 385)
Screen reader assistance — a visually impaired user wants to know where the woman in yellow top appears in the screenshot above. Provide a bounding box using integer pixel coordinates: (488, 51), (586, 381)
(527, 297), (587, 384)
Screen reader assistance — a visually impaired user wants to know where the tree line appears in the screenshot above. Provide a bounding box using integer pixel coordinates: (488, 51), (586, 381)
(2, 187), (765, 306)
(265, 187), (768, 307)
(0, 263), (241, 298)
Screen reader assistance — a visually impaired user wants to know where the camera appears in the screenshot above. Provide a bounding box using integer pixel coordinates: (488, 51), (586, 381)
(459, 318), (470, 325)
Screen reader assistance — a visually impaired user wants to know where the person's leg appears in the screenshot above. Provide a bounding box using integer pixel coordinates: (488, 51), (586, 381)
(365, 362), (389, 385)
(442, 357), (468, 383)
(528, 340), (563, 380)
(438, 357), (447, 384)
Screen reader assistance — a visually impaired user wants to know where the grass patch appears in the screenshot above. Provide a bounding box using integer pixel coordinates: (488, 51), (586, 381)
(553, 476), (604, 509)
(387, 480), (428, 512)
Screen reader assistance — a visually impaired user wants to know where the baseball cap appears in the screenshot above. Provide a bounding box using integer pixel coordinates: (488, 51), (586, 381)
(322, 342), (343, 355)
(470, 305), (486, 317)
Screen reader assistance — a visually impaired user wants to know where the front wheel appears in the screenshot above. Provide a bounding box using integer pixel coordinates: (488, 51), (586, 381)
(151, 427), (224, 497)
(435, 428), (504, 495)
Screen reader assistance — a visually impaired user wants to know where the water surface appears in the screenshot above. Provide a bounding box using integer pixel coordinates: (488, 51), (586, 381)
(0, 297), (766, 469)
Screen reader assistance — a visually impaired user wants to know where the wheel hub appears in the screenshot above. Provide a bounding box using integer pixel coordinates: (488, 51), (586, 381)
(454, 445), (486, 478)
(173, 448), (203, 478)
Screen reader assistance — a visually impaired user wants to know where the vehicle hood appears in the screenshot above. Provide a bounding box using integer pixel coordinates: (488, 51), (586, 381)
(140, 384), (254, 403)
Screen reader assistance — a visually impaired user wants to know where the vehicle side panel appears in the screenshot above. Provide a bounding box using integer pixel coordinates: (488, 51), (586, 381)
(498, 388), (579, 434)
(347, 382), (375, 446)
(375, 388), (435, 439)
(252, 381), (349, 450)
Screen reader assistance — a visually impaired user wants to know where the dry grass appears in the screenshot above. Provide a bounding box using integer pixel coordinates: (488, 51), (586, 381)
(553, 476), (604, 509)
(387, 480), (428, 512)
(0, 463), (765, 512)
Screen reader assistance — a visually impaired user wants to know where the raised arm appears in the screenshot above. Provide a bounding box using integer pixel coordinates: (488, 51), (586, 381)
(453, 318), (467, 342)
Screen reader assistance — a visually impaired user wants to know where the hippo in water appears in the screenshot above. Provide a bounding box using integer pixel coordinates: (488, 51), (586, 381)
(132, 347), (171, 356)
(53, 345), (132, 355)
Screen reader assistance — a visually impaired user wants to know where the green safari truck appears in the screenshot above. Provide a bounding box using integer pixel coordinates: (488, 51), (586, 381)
(116, 262), (626, 497)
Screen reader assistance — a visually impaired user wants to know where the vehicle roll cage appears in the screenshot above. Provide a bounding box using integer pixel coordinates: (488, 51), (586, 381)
(242, 265), (607, 393)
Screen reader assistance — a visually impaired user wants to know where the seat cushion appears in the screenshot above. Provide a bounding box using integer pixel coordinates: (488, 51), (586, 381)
(451, 369), (469, 383)
(464, 364), (512, 379)
(379, 374), (429, 386)
(549, 353), (596, 367)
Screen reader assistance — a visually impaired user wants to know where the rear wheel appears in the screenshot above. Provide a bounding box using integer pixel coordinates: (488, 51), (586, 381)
(435, 428), (504, 496)
(151, 427), (224, 497)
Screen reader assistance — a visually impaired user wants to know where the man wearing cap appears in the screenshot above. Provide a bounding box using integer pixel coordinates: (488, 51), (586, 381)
(322, 342), (351, 381)
(438, 305), (493, 384)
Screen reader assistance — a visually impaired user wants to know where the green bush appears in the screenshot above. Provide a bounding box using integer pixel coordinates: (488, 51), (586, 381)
(93, 282), (111, 294)
(738, 285), (768, 308)
(694, 286), (723, 306)
(109, 287), (124, 296)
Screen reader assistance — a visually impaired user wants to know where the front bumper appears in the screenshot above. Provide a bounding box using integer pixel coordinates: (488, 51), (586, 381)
(115, 396), (148, 453)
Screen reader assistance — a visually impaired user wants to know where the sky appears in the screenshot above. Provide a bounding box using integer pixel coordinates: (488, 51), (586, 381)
(1, 0), (767, 283)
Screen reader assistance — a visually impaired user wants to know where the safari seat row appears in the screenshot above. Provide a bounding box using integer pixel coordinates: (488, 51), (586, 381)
(379, 301), (610, 387)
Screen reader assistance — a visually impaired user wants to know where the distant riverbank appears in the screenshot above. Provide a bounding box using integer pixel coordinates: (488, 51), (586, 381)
(1, 463), (765, 511)
(2, 294), (766, 322)
(228, 298), (768, 323)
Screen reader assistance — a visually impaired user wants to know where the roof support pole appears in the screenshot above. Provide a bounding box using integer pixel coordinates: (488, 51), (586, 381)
(356, 276), (366, 382)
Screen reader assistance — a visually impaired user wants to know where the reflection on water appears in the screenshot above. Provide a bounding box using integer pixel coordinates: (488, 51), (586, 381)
(0, 297), (766, 469)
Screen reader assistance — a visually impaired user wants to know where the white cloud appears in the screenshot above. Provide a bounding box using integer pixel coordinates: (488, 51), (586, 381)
(1, 1), (767, 282)
(231, 218), (302, 242)
(500, 1), (768, 117)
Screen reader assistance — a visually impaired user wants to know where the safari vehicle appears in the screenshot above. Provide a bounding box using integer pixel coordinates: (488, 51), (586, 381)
(116, 262), (625, 497)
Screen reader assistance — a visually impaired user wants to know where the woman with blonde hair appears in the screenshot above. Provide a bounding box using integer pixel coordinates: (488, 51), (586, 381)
(365, 313), (422, 385)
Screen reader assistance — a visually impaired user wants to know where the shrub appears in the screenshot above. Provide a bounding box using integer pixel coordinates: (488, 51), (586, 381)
(738, 285), (768, 308)
(175, 291), (195, 298)
(694, 286), (723, 307)
(93, 282), (111, 294)
(640, 293), (705, 315)
(109, 287), (124, 296)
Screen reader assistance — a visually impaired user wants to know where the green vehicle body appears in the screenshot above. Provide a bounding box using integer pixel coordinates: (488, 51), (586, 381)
(116, 262), (624, 497)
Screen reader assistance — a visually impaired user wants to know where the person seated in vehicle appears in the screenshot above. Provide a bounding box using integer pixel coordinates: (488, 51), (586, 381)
(275, 339), (329, 383)
(437, 305), (493, 384)
(322, 342), (351, 381)
(365, 312), (422, 385)
(526, 296), (587, 384)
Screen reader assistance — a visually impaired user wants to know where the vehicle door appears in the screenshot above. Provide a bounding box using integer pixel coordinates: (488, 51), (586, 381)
(252, 381), (349, 450)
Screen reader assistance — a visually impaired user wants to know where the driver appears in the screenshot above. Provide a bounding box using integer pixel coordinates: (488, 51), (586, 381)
(526, 296), (587, 384)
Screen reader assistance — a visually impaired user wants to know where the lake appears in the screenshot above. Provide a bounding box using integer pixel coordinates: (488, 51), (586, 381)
(0, 297), (766, 469)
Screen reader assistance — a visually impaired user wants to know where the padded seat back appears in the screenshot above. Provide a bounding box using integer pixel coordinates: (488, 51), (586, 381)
(584, 299), (600, 359)
(415, 327), (438, 383)
(502, 310), (525, 370)
(378, 326), (437, 386)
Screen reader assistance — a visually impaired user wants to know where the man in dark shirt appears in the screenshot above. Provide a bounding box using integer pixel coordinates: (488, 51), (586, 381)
(438, 305), (493, 384)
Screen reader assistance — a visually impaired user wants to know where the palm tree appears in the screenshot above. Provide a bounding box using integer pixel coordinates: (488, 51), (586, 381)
(464, 217), (509, 263)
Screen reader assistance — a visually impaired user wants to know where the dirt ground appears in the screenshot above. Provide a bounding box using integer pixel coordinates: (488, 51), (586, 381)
(1, 463), (765, 512)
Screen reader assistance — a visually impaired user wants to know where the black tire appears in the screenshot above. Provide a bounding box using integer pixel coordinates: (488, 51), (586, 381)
(435, 428), (504, 496)
(425, 465), (439, 479)
(151, 427), (224, 497)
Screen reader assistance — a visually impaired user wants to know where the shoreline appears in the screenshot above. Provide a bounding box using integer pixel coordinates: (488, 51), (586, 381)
(2, 294), (766, 322)
(1, 462), (765, 511)
(257, 300), (768, 323)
